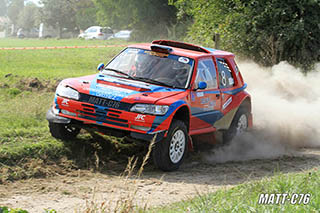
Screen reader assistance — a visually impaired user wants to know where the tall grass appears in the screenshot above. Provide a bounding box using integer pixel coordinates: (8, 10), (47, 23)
(82, 136), (156, 213)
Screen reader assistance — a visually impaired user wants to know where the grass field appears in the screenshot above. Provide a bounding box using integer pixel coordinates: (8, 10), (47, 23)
(0, 38), (131, 48)
(0, 38), (134, 182)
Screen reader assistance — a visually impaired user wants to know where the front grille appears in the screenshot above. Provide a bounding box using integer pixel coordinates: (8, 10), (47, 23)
(79, 93), (132, 111)
(78, 103), (129, 128)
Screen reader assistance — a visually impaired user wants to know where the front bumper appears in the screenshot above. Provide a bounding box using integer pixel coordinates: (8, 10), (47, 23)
(46, 106), (166, 142)
(46, 107), (71, 124)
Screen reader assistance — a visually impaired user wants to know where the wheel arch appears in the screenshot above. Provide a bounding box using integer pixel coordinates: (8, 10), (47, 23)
(238, 95), (252, 128)
(172, 105), (190, 132)
(215, 94), (252, 131)
(239, 96), (252, 112)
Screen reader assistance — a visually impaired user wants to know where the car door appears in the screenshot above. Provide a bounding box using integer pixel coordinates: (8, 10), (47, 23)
(216, 57), (236, 111)
(211, 57), (240, 130)
(190, 57), (222, 131)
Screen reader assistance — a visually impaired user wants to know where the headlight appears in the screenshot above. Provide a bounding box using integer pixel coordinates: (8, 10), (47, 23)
(130, 104), (169, 115)
(56, 84), (79, 100)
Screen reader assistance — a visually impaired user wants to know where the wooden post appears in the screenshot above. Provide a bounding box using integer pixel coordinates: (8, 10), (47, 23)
(214, 33), (220, 49)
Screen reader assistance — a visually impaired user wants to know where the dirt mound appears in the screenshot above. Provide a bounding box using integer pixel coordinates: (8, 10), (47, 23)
(2, 74), (61, 92)
(17, 77), (61, 92)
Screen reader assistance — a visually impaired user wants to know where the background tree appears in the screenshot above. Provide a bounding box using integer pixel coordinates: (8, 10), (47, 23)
(175, 0), (320, 70)
(40, 0), (77, 38)
(94, 0), (178, 41)
(75, 0), (98, 31)
(0, 0), (8, 16)
(17, 2), (39, 31)
(7, 0), (24, 26)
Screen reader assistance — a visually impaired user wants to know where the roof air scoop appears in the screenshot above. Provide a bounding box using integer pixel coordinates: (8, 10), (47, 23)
(150, 45), (173, 54)
(152, 40), (210, 53)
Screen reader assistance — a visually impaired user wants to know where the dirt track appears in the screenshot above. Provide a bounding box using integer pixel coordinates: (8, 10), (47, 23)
(0, 148), (319, 212)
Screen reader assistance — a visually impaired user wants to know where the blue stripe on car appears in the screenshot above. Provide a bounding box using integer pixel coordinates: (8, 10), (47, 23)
(192, 110), (224, 125)
(54, 95), (59, 110)
(89, 74), (184, 101)
(89, 75), (139, 101)
(222, 84), (247, 95)
(203, 47), (217, 52)
(147, 100), (186, 133)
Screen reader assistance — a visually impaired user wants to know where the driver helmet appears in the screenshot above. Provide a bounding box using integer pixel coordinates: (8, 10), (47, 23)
(172, 60), (187, 70)
(135, 53), (150, 69)
(172, 60), (189, 75)
(134, 53), (155, 77)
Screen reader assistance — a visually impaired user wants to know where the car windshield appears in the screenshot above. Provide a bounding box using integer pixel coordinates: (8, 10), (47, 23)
(102, 48), (194, 89)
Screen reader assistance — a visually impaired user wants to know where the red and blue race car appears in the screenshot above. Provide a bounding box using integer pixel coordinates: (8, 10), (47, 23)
(46, 40), (252, 171)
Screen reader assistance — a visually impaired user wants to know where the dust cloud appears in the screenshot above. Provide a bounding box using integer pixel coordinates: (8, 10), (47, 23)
(205, 61), (320, 163)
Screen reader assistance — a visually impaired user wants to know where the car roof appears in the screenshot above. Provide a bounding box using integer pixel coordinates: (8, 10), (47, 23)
(87, 26), (102, 29)
(129, 40), (234, 59)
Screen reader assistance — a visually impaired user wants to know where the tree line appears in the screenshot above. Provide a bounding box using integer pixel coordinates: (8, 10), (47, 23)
(0, 0), (319, 69)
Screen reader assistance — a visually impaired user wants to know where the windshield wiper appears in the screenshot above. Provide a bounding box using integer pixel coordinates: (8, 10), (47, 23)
(103, 68), (134, 80)
(133, 77), (176, 88)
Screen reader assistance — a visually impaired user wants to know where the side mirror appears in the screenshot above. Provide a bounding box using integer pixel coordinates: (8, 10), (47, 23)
(97, 63), (104, 71)
(197, 81), (207, 90)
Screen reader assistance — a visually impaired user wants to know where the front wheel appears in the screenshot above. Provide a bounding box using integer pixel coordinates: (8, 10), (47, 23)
(49, 122), (80, 140)
(223, 107), (249, 144)
(152, 120), (188, 171)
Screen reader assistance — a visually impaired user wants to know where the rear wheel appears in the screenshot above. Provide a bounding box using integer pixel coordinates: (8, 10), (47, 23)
(152, 120), (188, 171)
(223, 107), (249, 144)
(49, 122), (80, 140)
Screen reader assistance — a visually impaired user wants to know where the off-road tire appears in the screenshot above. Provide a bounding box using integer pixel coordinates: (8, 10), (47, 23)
(49, 122), (80, 140)
(152, 119), (188, 171)
(223, 107), (249, 144)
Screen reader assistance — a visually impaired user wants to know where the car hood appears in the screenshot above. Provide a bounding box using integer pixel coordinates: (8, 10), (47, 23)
(63, 74), (185, 104)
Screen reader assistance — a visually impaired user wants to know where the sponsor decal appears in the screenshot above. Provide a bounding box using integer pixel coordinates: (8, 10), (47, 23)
(228, 77), (234, 85)
(200, 97), (210, 105)
(61, 99), (69, 106)
(88, 96), (120, 109)
(178, 57), (190, 64)
(93, 90), (128, 100)
(209, 100), (216, 109)
(222, 97), (232, 109)
(135, 114), (146, 122)
(197, 92), (204, 97)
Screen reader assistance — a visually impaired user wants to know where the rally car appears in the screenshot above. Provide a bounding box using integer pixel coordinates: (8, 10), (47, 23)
(46, 40), (252, 171)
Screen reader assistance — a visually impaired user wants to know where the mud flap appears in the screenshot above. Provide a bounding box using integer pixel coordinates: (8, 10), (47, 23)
(188, 135), (194, 152)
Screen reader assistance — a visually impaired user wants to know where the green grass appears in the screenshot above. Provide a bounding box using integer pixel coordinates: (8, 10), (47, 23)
(0, 38), (132, 48)
(0, 46), (123, 79)
(0, 39), (132, 182)
(154, 169), (320, 212)
(0, 88), (68, 180)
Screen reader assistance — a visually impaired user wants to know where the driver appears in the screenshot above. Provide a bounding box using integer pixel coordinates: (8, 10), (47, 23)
(130, 53), (154, 77)
(171, 60), (189, 87)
